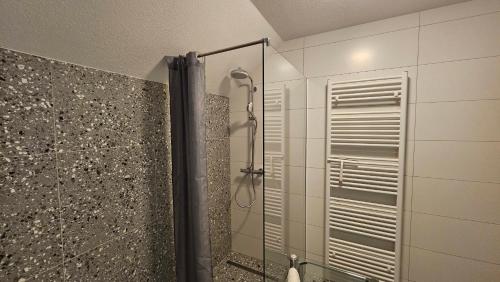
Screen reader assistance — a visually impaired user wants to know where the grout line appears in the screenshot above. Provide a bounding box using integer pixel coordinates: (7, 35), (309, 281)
(412, 175), (500, 185)
(419, 10), (500, 27)
(303, 26), (419, 50)
(55, 143), (141, 155)
(25, 262), (64, 281)
(406, 12), (421, 280)
(410, 246), (500, 266)
(1, 150), (56, 159)
(49, 68), (67, 281)
(62, 234), (124, 265)
(416, 97), (500, 104)
(417, 54), (500, 67)
(414, 139), (500, 142)
(230, 160), (306, 170)
(297, 54), (499, 83)
(305, 65), (417, 80)
(411, 210), (500, 226)
(302, 45), (305, 77)
(28, 226), (165, 280)
(304, 69), (310, 258)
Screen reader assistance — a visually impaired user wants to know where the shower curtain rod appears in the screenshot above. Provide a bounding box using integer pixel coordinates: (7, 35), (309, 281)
(197, 38), (269, 58)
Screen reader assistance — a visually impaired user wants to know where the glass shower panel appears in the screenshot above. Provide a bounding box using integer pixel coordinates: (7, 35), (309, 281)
(204, 44), (268, 281)
(262, 47), (307, 280)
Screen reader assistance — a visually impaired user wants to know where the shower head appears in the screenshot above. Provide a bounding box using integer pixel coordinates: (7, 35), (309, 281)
(230, 67), (256, 93)
(230, 68), (250, 80)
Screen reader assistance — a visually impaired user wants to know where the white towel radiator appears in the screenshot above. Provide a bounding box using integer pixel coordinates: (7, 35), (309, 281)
(325, 74), (408, 282)
(264, 86), (286, 253)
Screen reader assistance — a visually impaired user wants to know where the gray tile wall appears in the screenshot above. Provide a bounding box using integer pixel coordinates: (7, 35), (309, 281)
(1, 48), (175, 281)
(205, 94), (231, 267)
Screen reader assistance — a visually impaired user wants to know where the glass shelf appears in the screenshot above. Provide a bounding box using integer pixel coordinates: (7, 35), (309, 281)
(299, 261), (376, 282)
(264, 251), (377, 282)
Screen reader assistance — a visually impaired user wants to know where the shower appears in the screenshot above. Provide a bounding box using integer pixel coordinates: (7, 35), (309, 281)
(231, 67), (263, 208)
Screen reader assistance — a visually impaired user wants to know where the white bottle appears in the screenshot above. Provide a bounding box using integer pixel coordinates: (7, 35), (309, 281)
(287, 254), (301, 282)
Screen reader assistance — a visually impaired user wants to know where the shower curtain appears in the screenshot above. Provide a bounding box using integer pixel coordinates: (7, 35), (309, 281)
(167, 52), (213, 282)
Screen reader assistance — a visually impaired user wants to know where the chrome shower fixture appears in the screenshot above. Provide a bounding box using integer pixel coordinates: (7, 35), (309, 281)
(230, 67), (256, 93)
(230, 67), (261, 208)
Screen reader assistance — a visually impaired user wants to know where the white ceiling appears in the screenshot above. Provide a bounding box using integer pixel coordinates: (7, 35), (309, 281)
(251, 0), (469, 40)
(0, 0), (281, 83)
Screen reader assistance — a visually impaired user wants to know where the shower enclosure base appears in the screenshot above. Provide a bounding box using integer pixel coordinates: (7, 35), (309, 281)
(213, 252), (287, 281)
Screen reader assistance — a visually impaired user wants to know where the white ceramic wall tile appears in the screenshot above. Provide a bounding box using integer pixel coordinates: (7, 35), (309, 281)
(263, 79), (307, 111)
(306, 139), (326, 168)
(230, 110), (263, 138)
(231, 183), (263, 215)
(409, 247), (500, 282)
(281, 49), (304, 75)
(306, 77), (328, 109)
(304, 13), (419, 47)
(306, 252), (324, 264)
(306, 224), (324, 256)
(229, 136), (249, 162)
(285, 138), (306, 167)
(231, 208), (263, 239)
(286, 165), (306, 196)
(413, 177), (500, 224)
(411, 212), (500, 263)
(306, 196), (324, 228)
(286, 109), (306, 138)
(232, 232), (263, 259)
(417, 56), (500, 102)
(288, 220), (306, 251)
(304, 28), (418, 77)
(401, 245), (410, 280)
(287, 248), (306, 259)
(419, 13), (500, 64)
(229, 81), (261, 112)
(402, 211), (412, 245)
(275, 38), (304, 52)
(205, 45), (262, 97)
(404, 140), (415, 176)
(288, 193), (306, 223)
(230, 136), (263, 164)
(420, 0), (500, 25)
(306, 108), (326, 139)
(406, 103), (416, 141)
(230, 161), (263, 187)
(282, 79), (307, 110)
(416, 100), (500, 141)
(263, 51), (304, 83)
(413, 141), (500, 182)
(403, 176), (413, 211)
(306, 167), (326, 199)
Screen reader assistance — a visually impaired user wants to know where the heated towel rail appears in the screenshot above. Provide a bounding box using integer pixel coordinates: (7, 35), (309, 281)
(264, 86), (286, 253)
(325, 74), (408, 282)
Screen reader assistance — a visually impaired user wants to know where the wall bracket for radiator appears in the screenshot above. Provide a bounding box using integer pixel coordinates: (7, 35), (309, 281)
(324, 73), (408, 282)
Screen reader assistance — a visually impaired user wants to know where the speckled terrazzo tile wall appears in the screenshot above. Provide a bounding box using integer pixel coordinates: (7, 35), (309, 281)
(205, 94), (231, 267)
(0, 48), (175, 281)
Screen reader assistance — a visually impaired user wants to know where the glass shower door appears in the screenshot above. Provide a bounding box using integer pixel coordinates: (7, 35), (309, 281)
(262, 47), (307, 281)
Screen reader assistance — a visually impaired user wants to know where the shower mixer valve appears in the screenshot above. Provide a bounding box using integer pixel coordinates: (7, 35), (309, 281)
(240, 167), (264, 175)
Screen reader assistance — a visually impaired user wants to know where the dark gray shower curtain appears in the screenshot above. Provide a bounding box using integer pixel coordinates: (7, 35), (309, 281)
(167, 52), (213, 282)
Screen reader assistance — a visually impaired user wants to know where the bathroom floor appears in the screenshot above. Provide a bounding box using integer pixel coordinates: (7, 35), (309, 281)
(213, 252), (287, 282)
